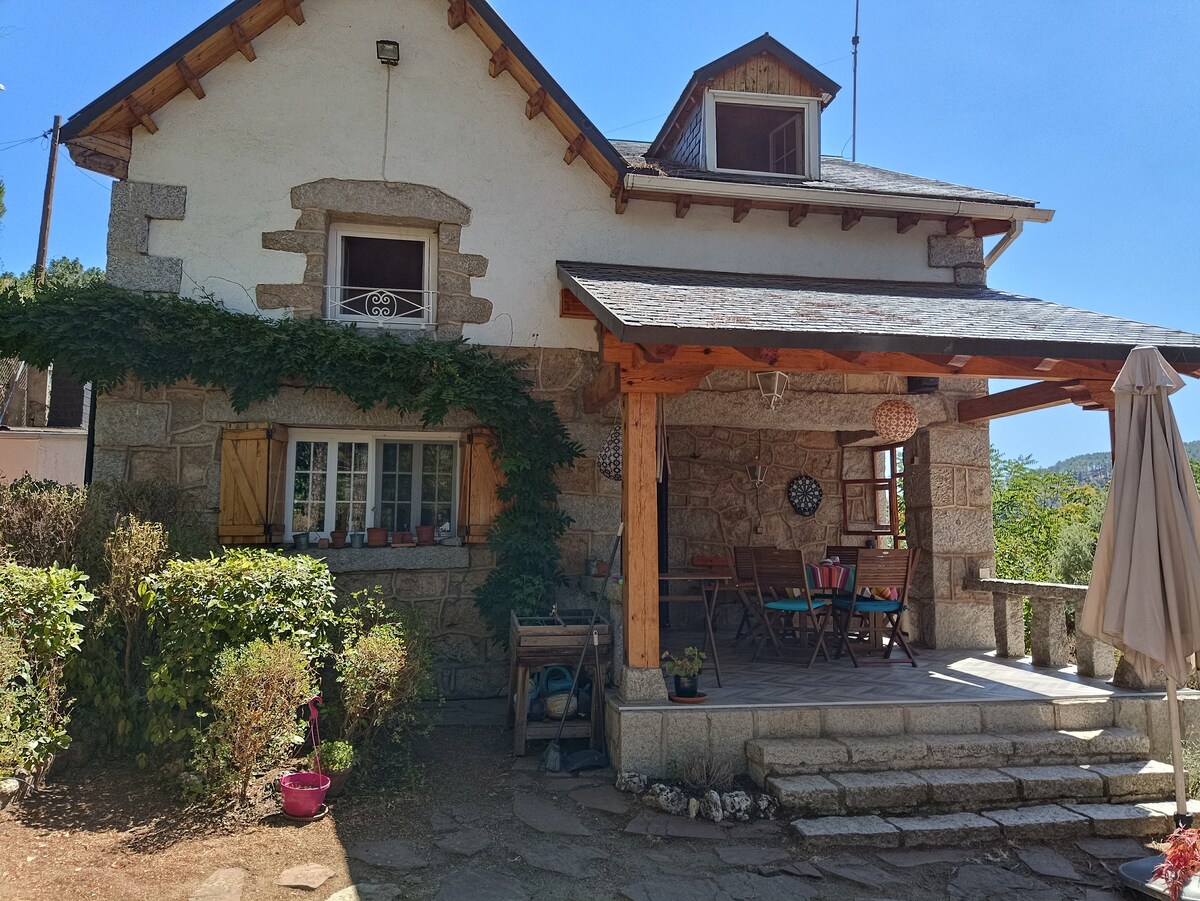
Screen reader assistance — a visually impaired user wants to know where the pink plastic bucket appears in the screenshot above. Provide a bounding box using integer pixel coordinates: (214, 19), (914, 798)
(279, 771), (330, 818)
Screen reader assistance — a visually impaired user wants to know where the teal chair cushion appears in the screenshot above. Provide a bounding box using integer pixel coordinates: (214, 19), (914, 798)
(833, 596), (903, 614)
(765, 598), (828, 613)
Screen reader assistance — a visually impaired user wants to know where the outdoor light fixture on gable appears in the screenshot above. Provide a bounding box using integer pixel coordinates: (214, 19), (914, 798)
(376, 40), (400, 66)
(756, 371), (789, 410)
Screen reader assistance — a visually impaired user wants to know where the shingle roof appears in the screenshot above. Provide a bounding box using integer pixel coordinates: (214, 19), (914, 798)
(612, 141), (1036, 207)
(557, 260), (1200, 365)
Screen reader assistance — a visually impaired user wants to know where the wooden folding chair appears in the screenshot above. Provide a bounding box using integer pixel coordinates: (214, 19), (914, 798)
(729, 546), (780, 653)
(749, 548), (832, 668)
(832, 547), (919, 667)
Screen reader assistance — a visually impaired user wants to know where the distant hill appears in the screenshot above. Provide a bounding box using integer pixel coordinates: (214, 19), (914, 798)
(1045, 440), (1200, 485)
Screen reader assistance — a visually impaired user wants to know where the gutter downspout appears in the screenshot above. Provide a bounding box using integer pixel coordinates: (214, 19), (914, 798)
(984, 221), (1024, 270)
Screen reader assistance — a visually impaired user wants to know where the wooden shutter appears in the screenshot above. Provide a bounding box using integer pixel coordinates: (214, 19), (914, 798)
(458, 427), (505, 544)
(218, 423), (289, 545)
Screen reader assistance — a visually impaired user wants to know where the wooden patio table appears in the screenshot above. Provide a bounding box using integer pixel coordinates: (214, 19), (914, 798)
(658, 569), (732, 687)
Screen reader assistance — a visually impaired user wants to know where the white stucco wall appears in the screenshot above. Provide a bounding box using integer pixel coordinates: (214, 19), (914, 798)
(128, 0), (951, 351)
(0, 430), (87, 485)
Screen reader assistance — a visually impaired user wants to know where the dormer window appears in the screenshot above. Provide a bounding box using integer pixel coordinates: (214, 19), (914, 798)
(703, 90), (821, 179)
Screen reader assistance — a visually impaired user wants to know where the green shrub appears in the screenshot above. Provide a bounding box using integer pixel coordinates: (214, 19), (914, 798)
(337, 621), (434, 750)
(144, 549), (339, 749)
(192, 640), (314, 804)
(316, 739), (356, 772)
(0, 563), (92, 778)
(104, 516), (170, 689)
(0, 476), (87, 568)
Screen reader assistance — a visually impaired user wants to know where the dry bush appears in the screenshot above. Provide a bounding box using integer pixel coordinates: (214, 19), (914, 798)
(681, 753), (736, 793)
(338, 621), (434, 749)
(194, 640), (314, 804)
(0, 476), (87, 567)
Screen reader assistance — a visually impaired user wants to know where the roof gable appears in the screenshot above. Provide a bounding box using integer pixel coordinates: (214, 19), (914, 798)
(647, 34), (841, 160)
(61, 0), (630, 187)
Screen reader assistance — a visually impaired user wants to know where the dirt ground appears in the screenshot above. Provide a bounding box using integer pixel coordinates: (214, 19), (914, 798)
(0, 707), (1155, 901)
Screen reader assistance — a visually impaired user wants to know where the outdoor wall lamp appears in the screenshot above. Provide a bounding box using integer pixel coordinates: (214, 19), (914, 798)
(756, 370), (789, 410)
(376, 40), (401, 66)
(745, 464), (766, 488)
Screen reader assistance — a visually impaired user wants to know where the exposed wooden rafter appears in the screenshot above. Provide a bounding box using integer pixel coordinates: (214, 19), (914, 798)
(732, 199), (752, 223)
(841, 208), (863, 231)
(947, 355), (973, 370)
(788, 203), (809, 227)
(488, 45), (511, 78)
(176, 59), (205, 100)
(282, 0), (304, 25)
(125, 98), (157, 134)
(946, 216), (971, 236)
(639, 344), (679, 363)
(230, 20), (256, 61)
(675, 195), (692, 219)
(524, 87), (546, 119)
(613, 186), (630, 214)
(896, 212), (921, 234)
(447, 0), (467, 28)
(1035, 358), (1061, 372)
(737, 347), (781, 366)
(958, 380), (1086, 423)
(563, 134), (586, 165)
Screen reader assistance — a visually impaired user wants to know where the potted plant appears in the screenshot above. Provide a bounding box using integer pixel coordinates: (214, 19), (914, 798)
(1152, 827), (1200, 900)
(662, 646), (706, 699)
(415, 525), (435, 546)
(330, 530), (347, 549)
(366, 527), (388, 548)
(314, 740), (356, 798)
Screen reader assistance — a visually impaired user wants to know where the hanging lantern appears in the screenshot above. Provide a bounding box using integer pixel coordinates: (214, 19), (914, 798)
(873, 399), (919, 443)
(597, 424), (622, 481)
(755, 371), (789, 410)
(745, 464), (766, 488)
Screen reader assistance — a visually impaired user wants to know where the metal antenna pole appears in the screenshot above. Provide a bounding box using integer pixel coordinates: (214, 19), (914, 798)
(35, 115), (63, 284)
(851, 0), (861, 162)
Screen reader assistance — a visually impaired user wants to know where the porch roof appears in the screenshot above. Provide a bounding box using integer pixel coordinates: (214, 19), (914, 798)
(557, 260), (1200, 366)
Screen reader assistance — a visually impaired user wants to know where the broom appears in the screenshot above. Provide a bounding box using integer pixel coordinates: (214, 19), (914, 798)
(543, 523), (622, 773)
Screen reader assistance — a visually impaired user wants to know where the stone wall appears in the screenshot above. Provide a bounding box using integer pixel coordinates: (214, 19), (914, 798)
(90, 351), (994, 696)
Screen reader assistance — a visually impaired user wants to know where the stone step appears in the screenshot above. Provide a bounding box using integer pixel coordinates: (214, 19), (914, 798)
(791, 799), (1200, 851)
(747, 728), (1150, 783)
(768, 759), (1176, 816)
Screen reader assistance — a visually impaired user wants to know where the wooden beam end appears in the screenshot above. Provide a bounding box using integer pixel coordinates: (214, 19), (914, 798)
(841, 208), (863, 231)
(732, 199), (751, 223)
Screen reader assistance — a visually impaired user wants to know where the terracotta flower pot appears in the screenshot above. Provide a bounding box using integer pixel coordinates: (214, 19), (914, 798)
(415, 525), (436, 546)
(367, 527), (389, 548)
(330, 530), (347, 549)
(325, 768), (352, 799)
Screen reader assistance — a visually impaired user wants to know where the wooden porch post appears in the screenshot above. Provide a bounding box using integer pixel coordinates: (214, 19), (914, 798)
(620, 392), (663, 694)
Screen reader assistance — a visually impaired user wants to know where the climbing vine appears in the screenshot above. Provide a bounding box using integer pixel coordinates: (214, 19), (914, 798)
(0, 285), (582, 640)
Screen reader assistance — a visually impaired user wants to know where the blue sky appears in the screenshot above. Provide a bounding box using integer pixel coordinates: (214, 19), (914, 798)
(2, 1), (1198, 466)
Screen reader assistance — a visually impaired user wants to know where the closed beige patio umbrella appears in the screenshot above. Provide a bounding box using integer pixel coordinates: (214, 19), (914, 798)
(1080, 345), (1200, 827)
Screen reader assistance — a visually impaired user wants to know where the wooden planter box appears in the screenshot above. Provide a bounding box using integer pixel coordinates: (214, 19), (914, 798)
(508, 610), (612, 756)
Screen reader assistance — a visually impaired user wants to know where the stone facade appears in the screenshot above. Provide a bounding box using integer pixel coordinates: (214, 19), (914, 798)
(257, 179), (492, 339)
(91, 337), (998, 694)
(927, 234), (987, 288)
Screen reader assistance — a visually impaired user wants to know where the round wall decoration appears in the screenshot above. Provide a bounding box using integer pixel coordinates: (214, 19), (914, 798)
(874, 399), (919, 443)
(597, 424), (622, 481)
(787, 475), (823, 517)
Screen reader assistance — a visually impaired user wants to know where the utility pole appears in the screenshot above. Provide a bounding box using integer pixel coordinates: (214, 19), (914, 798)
(35, 115), (62, 284)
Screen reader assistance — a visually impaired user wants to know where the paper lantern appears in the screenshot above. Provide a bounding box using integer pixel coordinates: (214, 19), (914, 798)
(874, 399), (919, 443)
(597, 424), (622, 481)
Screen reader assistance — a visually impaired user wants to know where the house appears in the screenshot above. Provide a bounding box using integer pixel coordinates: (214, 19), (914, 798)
(61, 0), (1200, 836)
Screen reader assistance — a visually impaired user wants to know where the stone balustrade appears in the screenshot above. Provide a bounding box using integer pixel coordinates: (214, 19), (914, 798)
(964, 577), (1115, 679)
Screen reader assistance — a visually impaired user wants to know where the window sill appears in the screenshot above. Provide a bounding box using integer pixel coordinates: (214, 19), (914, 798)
(290, 544), (471, 573)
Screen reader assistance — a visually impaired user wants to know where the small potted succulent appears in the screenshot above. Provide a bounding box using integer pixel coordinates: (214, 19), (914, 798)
(315, 740), (357, 799)
(662, 646), (706, 699)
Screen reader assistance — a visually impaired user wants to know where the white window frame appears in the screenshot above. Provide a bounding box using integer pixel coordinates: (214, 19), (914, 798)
(284, 428), (460, 538)
(325, 223), (438, 329)
(703, 89), (821, 180)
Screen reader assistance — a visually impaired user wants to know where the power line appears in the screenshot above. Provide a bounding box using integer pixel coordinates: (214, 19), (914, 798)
(0, 132), (47, 152)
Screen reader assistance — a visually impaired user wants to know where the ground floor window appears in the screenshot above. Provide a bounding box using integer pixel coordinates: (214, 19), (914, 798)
(286, 429), (459, 537)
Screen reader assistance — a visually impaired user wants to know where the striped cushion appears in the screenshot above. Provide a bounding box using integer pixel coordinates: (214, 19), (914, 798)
(806, 563), (850, 591)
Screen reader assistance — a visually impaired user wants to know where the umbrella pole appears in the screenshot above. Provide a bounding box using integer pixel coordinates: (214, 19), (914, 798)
(1167, 676), (1193, 829)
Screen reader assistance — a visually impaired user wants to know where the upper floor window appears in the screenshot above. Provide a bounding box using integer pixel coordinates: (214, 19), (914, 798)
(326, 223), (437, 328)
(704, 90), (821, 179)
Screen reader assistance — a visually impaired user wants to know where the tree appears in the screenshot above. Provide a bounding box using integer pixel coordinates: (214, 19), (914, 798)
(992, 448), (1102, 582)
(0, 181), (6, 224)
(0, 256), (103, 299)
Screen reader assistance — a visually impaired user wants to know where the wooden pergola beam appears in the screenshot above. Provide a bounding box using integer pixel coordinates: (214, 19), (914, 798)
(599, 332), (1136, 383)
(958, 380), (1085, 423)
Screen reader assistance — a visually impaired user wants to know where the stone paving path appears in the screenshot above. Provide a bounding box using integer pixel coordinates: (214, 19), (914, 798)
(181, 745), (1161, 900)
